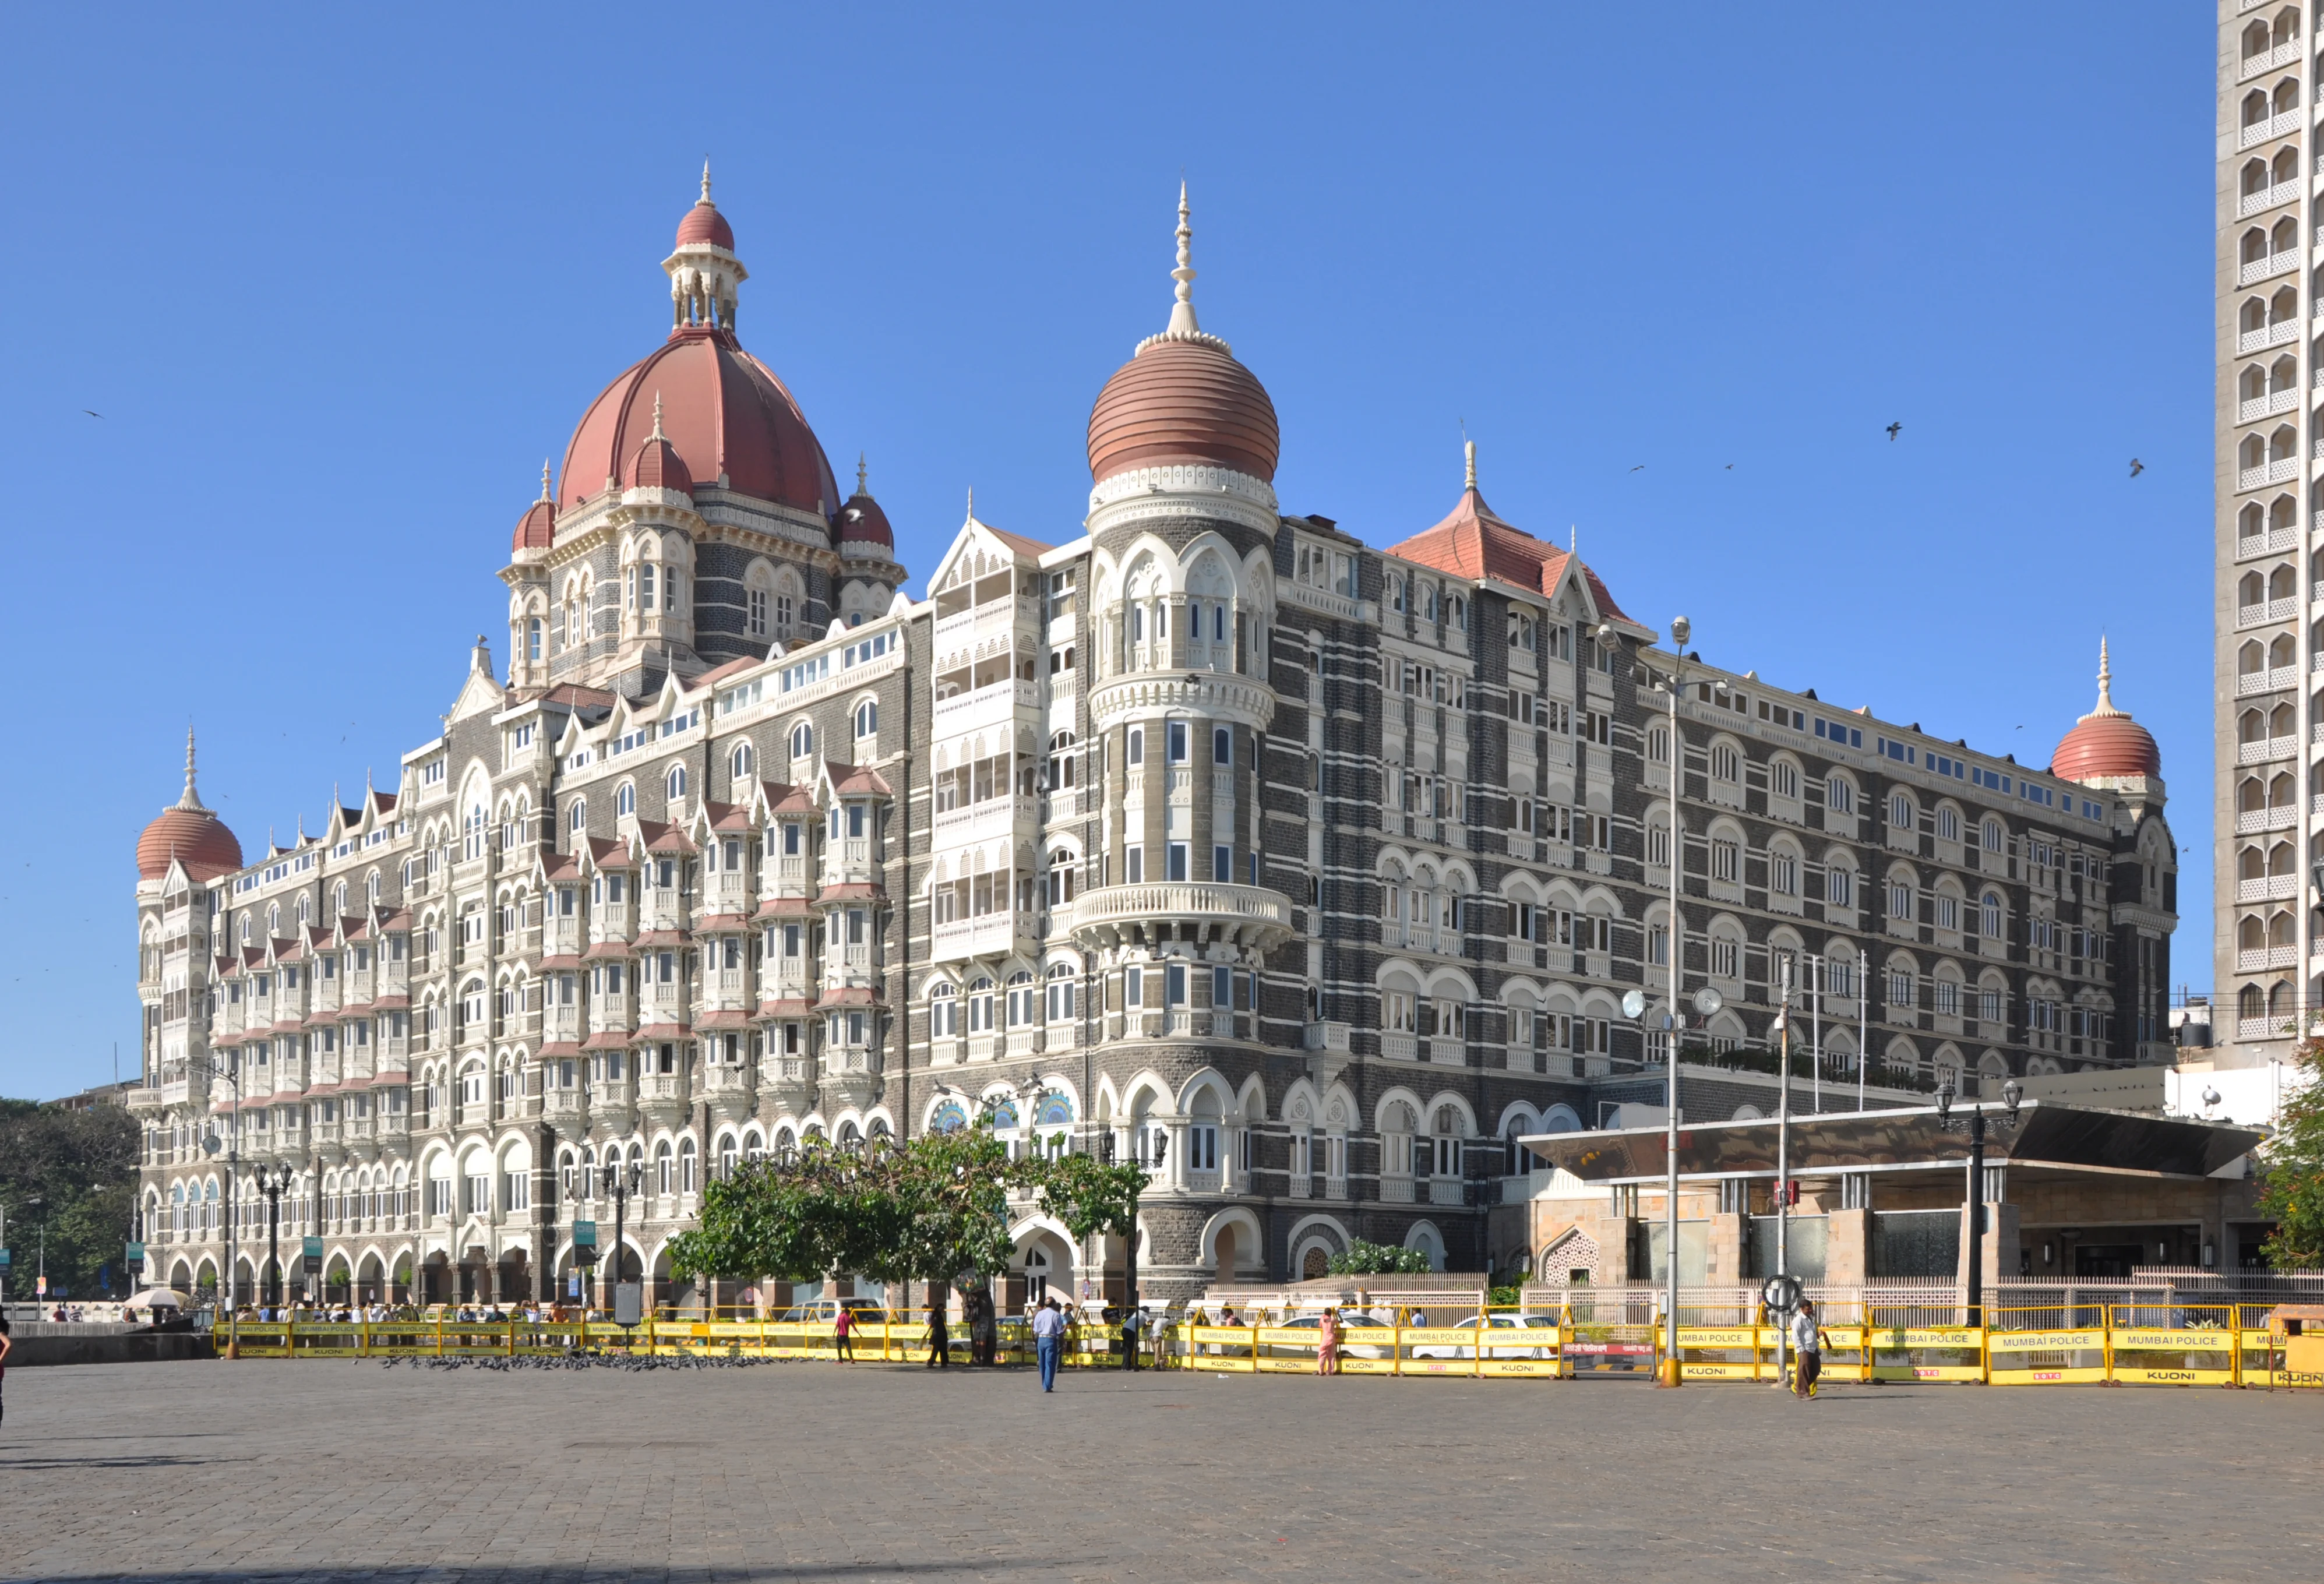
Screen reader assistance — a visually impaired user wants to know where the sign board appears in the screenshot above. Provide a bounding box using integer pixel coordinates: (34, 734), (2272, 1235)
(1761, 1274), (1802, 1314)
(125, 1241), (145, 1268)
(614, 1281), (644, 1327)
(0, 1248), (10, 1270)
(573, 1220), (597, 1247)
(566, 1274), (583, 1300)
(302, 1234), (323, 1275)
(38, 1275), (48, 1296)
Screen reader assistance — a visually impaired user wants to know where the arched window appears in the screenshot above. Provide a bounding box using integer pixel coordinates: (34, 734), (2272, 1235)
(731, 740), (754, 780)
(1006, 971), (1037, 1027)
(790, 722), (814, 759)
(929, 982), (958, 1038)
(1047, 730), (1077, 790)
(1046, 848), (1076, 905)
(666, 763), (687, 800)
(854, 699), (877, 739)
(569, 799), (587, 833)
(616, 783), (636, 818)
(1045, 962), (1076, 1021)
(679, 1137), (697, 1194)
(654, 1139), (673, 1195)
(527, 618), (542, 662)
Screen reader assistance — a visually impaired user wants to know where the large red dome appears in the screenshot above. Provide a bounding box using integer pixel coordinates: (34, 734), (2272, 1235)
(1088, 337), (1279, 485)
(560, 327), (838, 518)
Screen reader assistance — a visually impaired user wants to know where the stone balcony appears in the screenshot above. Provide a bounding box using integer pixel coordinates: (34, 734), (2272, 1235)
(1066, 883), (1294, 952)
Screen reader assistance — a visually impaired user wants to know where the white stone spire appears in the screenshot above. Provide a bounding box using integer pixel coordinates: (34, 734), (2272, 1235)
(177, 728), (207, 813)
(2090, 635), (2125, 718)
(1140, 181), (1229, 354)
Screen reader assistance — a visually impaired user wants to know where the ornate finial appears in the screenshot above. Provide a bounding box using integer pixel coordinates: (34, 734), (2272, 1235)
(538, 459), (552, 503)
(966, 485), (975, 521)
(700, 160), (713, 204)
(2092, 634), (2122, 717)
(650, 391), (666, 442)
(1166, 179), (1201, 339)
(177, 727), (206, 812)
(1570, 525), (1578, 555)
(1464, 440), (1477, 492)
(857, 452), (868, 494)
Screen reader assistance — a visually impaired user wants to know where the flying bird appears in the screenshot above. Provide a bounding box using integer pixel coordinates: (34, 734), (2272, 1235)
(82, 410), (104, 418)
(1885, 422), (1902, 442)
(2128, 458), (2144, 478)
(1628, 464), (1645, 472)
(1723, 463), (1734, 470)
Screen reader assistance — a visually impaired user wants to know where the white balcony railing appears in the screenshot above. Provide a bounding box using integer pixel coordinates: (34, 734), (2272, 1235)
(2238, 319), (2300, 355)
(2242, 109), (2304, 150)
(2239, 389), (2300, 422)
(2237, 874), (2300, 902)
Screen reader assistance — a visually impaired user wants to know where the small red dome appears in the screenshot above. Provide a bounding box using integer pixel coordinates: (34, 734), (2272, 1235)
(838, 488), (892, 550)
(511, 499), (555, 552)
(2049, 640), (2160, 783)
(675, 199), (733, 252)
(1088, 337), (1278, 485)
(627, 429), (692, 494)
(561, 329), (837, 518)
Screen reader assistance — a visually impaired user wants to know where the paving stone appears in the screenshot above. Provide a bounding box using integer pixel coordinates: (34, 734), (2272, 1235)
(2, 1362), (2321, 1582)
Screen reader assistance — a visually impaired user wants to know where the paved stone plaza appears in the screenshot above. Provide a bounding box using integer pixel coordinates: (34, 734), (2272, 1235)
(3, 1361), (2321, 1582)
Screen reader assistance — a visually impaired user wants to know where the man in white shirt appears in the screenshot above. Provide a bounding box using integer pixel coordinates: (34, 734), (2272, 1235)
(1031, 1297), (1066, 1392)
(1790, 1300), (1828, 1400)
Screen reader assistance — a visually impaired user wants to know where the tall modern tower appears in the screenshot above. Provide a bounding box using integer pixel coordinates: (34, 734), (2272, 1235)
(2219, 3), (2314, 1057)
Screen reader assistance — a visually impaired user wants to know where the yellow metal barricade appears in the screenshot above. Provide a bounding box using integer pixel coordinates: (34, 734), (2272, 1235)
(2108, 1305), (2238, 1387)
(1675, 1326), (1761, 1381)
(1864, 1324), (1986, 1382)
(1183, 1324), (1260, 1372)
(1335, 1323), (1399, 1375)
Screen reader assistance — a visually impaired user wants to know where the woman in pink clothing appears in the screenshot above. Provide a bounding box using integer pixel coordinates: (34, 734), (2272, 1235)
(1317, 1307), (1340, 1376)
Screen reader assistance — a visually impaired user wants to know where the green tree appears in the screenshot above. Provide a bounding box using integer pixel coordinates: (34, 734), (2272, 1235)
(666, 1126), (1149, 1300)
(1325, 1239), (1432, 1276)
(2259, 1037), (2324, 1268)
(0, 1098), (140, 1299)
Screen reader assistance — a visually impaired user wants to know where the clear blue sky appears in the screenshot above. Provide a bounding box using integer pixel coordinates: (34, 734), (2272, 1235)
(0, 5), (2213, 1100)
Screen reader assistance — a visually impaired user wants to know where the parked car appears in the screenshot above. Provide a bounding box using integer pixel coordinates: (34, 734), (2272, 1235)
(771, 1297), (886, 1325)
(1408, 1314), (1560, 1360)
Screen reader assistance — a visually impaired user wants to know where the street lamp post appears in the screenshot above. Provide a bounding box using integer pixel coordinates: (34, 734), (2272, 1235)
(252, 1165), (294, 1313)
(1937, 1074), (2022, 1327)
(599, 1158), (642, 1314)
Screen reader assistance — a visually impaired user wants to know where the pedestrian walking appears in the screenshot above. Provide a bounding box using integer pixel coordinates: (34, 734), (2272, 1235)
(1120, 1304), (1142, 1371)
(1032, 1297), (1066, 1392)
(833, 1304), (855, 1362)
(1790, 1300), (1828, 1400)
(1317, 1307), (1340, 1376)
(926, 1295), (950, 1368)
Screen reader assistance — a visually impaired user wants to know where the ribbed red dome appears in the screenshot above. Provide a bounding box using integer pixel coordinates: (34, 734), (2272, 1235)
(2048, 641), (2160, 784)
(838, 488), (892, 549)
(560, 327), (837, 518)
(627, 431), (692, 494)
(510, 499), (555, 552)
(1088, 337), (1279, 485)
(2052, 714), (2161, 782)
(675, 200), (733, 251)
(137, 805), (242, 881)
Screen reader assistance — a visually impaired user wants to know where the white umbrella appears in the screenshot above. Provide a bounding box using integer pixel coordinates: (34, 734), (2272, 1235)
(124, 1289), (189, 1311)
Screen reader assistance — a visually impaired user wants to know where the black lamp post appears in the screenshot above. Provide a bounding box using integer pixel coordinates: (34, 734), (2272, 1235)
(252, 1166), (295, 1311)
(598, 1158), (642, 1313)
(1936, 1074), (2022, 1326)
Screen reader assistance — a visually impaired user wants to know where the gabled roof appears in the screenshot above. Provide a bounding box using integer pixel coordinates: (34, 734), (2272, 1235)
(1386, 484), (1634, 626)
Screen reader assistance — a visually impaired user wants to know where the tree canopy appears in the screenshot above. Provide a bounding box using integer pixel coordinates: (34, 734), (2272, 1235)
(666, 1124), (1148, 1292)
(0, 1097), (140, 1299)
(2260, 1038), (2324, 1268)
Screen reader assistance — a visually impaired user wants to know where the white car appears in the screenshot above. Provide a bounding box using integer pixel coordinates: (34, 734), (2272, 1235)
(1408, 1314), (1560, 1360)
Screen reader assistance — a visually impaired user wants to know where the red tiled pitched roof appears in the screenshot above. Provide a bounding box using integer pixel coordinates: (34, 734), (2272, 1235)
(1385, 485), (1633, 624)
